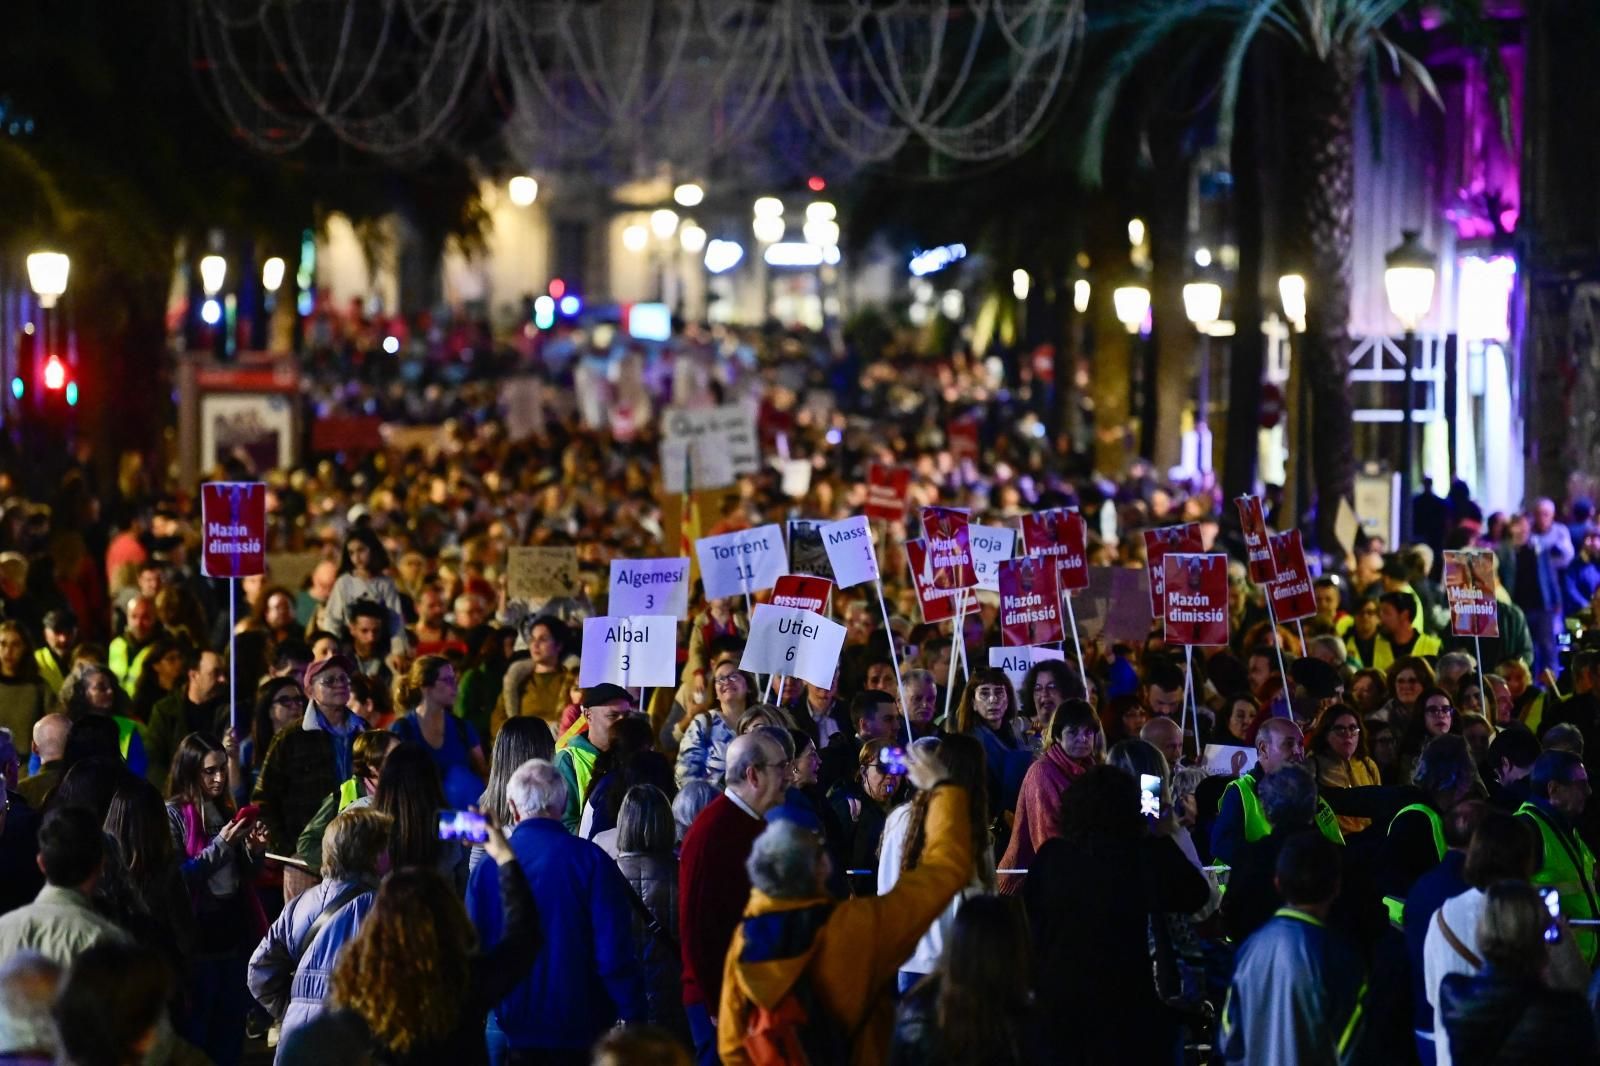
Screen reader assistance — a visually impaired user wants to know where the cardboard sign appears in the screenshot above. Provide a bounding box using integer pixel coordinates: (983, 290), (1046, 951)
(969, 524), (1017, 593)
(1235, 495), (1277, 584)
(608, 557), (691, 619)
(1162, 553), (1231, 646)
(1021, 508), (1090, 593)
(864, 463), (910, 523)
(999, 557), (1064, 647)
(695, 525), (786, 599)
(905, 539), (970, 624)
(1443, 550), (1500, 638)
(1075, 566), (1156, 642)
(772, 575), (833, 615)
(820, 516), (879, 589)
(919, 506), (978, 590)
(578, 615), (678, 688)
(265, 551), (322, 595)
(200, 482), (267, 579)
(740, 603), (848, 689)
(1203, 744), (1259, 776)
(662, 403), (761, 475)
(507, 546), (581, 601)
(1267, 530), (1317, 623)
(1143, 523), (1204, 618)
(989, 644), (1065, 696)
(786, 519), (837, 581)
(661, 437), (736, 493)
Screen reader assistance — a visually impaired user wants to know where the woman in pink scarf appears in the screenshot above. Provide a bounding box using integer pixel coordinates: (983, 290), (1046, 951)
(998, 700), (1103, 894)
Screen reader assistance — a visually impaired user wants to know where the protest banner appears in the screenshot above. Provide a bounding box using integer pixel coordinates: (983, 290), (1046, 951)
(969, 524), (1016, 593)
(608, 557), (690, 619)
(999, 557), (1064, 647)
(989, 645), (1065, 696)
(202, 481), (266, 735)
(740, 603), (848, 690)
(1267, 530), (1318, 624)
(820, 516), (878, 589)
(578, 615), (678, 689)
(772, 575), (833, 615)
(1162, 553), (1231, 647)
(948, 417), (980, 460)
(694, 525), (787, 600)
(1143, 523), (1204, 622)
(662, 403), (761, 475)
(507, 546), (581, 601)
(786, 519), (837, 581)
(1443, 550), (1501, 638)
(1235, 495), (1277, 584)
(864, 463), (911, 522)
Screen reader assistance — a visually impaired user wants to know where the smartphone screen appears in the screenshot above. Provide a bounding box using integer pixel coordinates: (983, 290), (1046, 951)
(1543, 888), (1561, 942)
(1139, 773), (1162, 819)
(438, 809), (489, 844)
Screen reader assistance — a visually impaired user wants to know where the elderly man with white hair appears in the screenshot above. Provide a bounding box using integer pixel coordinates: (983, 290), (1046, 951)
(466, 758), (645, 1062)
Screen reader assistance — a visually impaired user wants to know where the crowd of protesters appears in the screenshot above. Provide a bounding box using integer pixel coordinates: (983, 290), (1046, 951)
(0, 321), (1597, 1065)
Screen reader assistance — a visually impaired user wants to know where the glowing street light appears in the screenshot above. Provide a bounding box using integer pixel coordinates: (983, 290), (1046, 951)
(673, 183), (705, 207)
(261, 257), (286, 293)
(1073, 278), (1091, 314)
(1278, 274), (1307, 332)
(649, 209), (680, 241)
(26, 252), (70, 308)
(1182, 281), (1222, 328)
(1384, 230), (1437, 332)
(508, 176), (539, 207)
(200, 255), (227, 297)
(1112, 285), (1150, 333)
(622, 224), (649, 253)
(679, 223), (708, 254)
(1012, 269), (1031, 302)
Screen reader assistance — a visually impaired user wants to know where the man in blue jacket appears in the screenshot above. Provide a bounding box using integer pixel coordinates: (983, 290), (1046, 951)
(467, 758), (645, 1062)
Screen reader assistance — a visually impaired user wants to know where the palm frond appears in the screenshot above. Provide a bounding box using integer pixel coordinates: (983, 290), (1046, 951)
(1216, 0), (1291, 152)
(1430, 0), (1515, 147)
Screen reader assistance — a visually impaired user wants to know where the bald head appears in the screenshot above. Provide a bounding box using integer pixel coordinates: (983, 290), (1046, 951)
(726, 732), (786, 815)
(1255, 716), (1305, 775)
(31, 714), (70, 763)
(1140, 716), (1183, 769)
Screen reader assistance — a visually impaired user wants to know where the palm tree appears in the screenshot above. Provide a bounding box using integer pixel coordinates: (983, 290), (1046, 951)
(1081, 0), (1506, 548)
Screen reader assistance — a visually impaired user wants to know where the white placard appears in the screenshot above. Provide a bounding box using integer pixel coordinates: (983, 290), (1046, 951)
(1202, 744), (1259, 777)
(988, 645), (1064, 696)
(969, 524), (1017, 593)
(819, 515), (879, 589)
(776, 459), (813, 499)
(578, 615), (679, 689)
(662, 403), (761, 475)
(694, 524), (787, 599)
(661, 437), (736, 493)
(740, 603), (848, 689)
(608, 557), (691, 619)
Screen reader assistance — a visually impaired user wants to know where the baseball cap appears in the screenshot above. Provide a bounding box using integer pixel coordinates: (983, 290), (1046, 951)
(582, 684), (635, 708)
(304, 654), (358, 691)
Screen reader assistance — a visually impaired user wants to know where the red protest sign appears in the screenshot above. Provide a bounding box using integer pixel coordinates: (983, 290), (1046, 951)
(999, 557), (1064, 647)
(864, 463), (911, 523)
(1235, 495), (1277, 584)
(1163, 553), (1231, 646)
(1020, 508), (1090, 593)
(1444, 550), (1500, 638)
(771, 574), (833, 616)
(949, 418), (980, 460)
(1144, 523), (1204, 618)
(905, 539), (968, 623)
(200, 482), (267, 579)
(920, 506), (978, 590)
(1267, 530), (1317, 622)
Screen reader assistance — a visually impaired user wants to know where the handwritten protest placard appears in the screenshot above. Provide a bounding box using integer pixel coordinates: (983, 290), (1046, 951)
(695, 525), (786, 599)
(820, 516), (878, 589)
(663, 403), (761, 475)
(989, 645), (1065, 696)
(969, 524), (1016, 593)
(507, 546), (580, 601)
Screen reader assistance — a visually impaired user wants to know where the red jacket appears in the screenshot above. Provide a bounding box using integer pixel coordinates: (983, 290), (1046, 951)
(677, 793), (765, 1007)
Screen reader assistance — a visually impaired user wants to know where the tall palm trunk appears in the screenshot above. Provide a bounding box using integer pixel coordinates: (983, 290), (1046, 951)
(1286, 52), (1359, 550)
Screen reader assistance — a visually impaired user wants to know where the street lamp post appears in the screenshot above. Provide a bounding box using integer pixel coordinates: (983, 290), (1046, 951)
(1384, 230), (1437, 544)
(1113, 283), (1152, 457)
(26, 253), (70, 397)
(1183, 280), (1222, 474)
(1278, 274), (1308, 523)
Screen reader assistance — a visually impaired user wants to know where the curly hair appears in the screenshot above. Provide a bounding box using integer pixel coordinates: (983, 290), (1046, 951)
(331, 867), (474, 1055)
(898, 734), (993, 890)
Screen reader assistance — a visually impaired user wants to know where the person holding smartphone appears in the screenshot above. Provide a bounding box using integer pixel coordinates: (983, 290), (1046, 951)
(166, 731), (269, 1066)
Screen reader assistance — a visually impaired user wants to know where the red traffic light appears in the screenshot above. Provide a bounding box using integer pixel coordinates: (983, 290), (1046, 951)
(43, 354), (65, 390)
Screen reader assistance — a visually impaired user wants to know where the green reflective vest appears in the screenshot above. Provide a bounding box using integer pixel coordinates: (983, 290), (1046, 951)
(1381, 803), (1446, 926)
(1225, 772), (1346, 848)
(1517, 802), (1599, 965)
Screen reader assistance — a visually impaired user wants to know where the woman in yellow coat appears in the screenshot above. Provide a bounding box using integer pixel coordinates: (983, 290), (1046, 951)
(1308, 703), (1384, 836)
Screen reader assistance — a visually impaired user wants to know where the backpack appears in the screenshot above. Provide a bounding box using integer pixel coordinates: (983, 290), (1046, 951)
(739, 904), (853, 1066)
